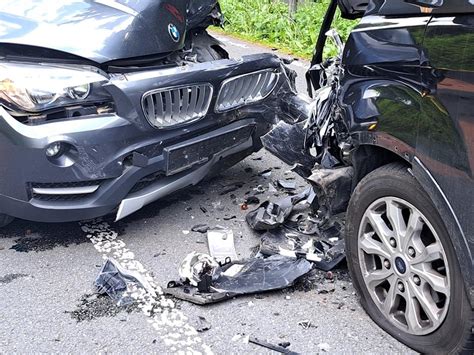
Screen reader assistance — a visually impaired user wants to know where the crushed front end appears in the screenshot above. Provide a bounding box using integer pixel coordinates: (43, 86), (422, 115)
(0, 53), (306, 223)
(0, 0), (311, 223)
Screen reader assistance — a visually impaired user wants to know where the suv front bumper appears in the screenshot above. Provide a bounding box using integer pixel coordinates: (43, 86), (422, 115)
(0, 54), (306, 222)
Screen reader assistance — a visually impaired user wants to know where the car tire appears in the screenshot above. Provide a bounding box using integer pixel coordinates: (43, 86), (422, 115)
(345, 163), (473, 354)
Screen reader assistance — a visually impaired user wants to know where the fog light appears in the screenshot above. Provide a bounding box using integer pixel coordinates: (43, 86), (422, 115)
(46, 142), (62, 157)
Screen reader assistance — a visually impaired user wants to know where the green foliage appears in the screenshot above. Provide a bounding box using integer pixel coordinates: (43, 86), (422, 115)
(218, 0), (358, 59)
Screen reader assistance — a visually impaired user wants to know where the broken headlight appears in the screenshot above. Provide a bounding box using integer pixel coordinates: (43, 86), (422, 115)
(0, 62), (111, 113)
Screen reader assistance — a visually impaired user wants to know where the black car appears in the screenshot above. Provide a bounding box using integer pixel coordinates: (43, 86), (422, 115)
(0, 0), (306, 226)
(268, 0), (473, 353)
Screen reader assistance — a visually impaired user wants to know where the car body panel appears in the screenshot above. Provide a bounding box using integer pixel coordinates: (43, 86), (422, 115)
(302, 0), (474, 305)
(0, 0), (190, 63)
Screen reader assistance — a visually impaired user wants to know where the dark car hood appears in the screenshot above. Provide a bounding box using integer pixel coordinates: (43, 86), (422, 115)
(0, 0), (191, 63)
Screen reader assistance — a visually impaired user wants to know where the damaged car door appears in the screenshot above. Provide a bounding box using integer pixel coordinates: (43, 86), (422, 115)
(0, 0), (306, 226)
(268, 0), (473, 353)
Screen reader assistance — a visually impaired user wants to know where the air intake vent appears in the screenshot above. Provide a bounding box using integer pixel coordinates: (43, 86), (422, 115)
(142, 84), (213, 128)
(216, 69), (279, 112)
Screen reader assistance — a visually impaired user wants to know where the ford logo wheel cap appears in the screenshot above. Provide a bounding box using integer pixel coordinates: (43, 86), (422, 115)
(168, 23), (180, 42)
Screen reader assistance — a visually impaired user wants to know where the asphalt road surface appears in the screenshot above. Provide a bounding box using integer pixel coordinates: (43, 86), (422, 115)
(0, 34), (413, 354)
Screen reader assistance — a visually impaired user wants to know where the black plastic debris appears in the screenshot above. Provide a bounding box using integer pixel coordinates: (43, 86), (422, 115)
(195, 316), (212, 332)
(245, 196), (261, 205)
(212, 255), (312, 294)
(259, 228), (345, 271)
(165, 255), (312, 305)
(220, 182), (245, 195)
(307, 166), (354, 223)
(245, 188), (314, 231)
(191, 224), (210, 234)
(262, 121), (317, 171)
(249, 337), (299, 355)
(94, 258), (155, 306)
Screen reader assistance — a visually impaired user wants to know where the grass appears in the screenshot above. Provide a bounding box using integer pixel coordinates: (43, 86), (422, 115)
(216, 0), (358, 60)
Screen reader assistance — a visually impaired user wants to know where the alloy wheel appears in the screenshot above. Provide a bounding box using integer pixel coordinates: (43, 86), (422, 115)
(358, 197), (451, 335)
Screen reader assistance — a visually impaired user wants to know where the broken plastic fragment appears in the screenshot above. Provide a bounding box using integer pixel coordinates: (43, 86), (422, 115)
(277, 179), (297, 190)
(94, 258), (156, 306)
(212, 255), (312, 294)
(259, 228), (345, 271)
(249, 337), (299, 355)
(207, 229), (238, 263)
(178, 252), (220, 287)
(246, 188), (313, 231)
(195, 316), (212, 333)
(191, 224), (210, 234)
(166, 255), (312, 305)
(262, 121), (317, 170)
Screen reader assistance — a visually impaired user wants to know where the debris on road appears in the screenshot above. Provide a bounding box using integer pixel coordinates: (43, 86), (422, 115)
(194, 316), (212, 333)
(245, 188), (314, 231)
(297, 320), (313, 330)
(191, 224), (210, 234)
(277, 179), (297, 191)
(249, 337), (299, 354)
(166, 255), (312, 305)
(178, 252), (220, 289)
(207, 229), (238, 263)
(317, 343), (331, 352)
(94, 258), (156, 306)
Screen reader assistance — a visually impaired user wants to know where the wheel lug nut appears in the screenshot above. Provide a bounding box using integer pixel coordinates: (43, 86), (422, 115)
(390, 238), (397, 248)
(398, 282), (405, 292)
(408, 247), (416, 257)
(414, 276), (421, 286)
(384, 260), (391, 269)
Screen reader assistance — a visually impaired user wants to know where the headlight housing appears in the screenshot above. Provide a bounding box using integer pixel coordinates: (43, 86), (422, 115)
(0, 62), (111, 113)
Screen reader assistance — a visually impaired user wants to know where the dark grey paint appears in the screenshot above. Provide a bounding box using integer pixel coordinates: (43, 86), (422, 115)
(0, 0), (190, 63)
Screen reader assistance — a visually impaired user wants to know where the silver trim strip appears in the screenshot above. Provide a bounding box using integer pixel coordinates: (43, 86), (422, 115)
(116, 137), (254, 221)
(32, 186), (100, 195)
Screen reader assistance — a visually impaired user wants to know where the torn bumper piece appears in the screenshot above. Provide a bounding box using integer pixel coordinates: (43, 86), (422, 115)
(165, 255), (312, 305)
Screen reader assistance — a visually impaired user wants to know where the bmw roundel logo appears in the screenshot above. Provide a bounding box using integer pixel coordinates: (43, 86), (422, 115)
(168, 23), (180, 42)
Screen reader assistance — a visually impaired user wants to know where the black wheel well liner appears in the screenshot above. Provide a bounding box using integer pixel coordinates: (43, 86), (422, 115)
(351, 144), (410, 189)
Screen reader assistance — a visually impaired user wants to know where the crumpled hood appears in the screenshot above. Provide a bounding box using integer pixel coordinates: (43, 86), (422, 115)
(0, 0), (190, 63)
